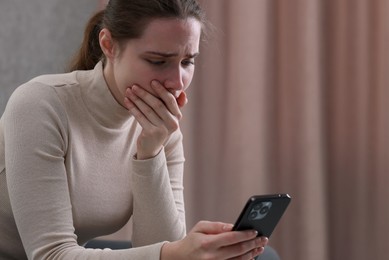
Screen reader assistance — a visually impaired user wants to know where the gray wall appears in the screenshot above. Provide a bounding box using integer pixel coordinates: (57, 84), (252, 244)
(0, 0), (97, 114)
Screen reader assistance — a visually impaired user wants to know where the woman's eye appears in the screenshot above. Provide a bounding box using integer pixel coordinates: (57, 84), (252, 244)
(147, 59), (165, 66)
(182, 59), (195, 66)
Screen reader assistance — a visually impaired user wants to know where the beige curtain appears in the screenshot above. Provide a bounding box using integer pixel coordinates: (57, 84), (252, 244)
(102, 1), (389, 259)
(183, 1), (389, 260)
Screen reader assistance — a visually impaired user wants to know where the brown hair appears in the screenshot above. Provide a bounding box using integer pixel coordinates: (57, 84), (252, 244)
(67, 0), (206, 72)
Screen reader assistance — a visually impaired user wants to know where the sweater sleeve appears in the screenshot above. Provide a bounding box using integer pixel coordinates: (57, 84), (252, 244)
(3, 82), (172, 259)
(131, 131), (186, 246)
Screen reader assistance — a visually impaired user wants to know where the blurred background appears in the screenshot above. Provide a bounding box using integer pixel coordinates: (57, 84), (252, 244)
(1, 0), (388, 259)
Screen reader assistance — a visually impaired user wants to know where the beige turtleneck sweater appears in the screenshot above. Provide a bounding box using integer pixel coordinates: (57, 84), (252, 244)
(0, 62), (186, 259)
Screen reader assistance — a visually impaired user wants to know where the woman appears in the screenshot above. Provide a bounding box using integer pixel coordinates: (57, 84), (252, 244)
(0, 0), (268, 259)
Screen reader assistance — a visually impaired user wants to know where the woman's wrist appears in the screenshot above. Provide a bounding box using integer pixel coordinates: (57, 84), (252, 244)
(160, 241), (182, 260)
(136, 146), (163, 160)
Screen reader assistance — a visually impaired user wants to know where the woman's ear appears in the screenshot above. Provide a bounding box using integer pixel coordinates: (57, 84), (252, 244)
(99, 28), (116, 61)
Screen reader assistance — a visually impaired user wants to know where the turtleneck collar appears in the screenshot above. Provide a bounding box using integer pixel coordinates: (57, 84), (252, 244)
(78, 61), (132, 129)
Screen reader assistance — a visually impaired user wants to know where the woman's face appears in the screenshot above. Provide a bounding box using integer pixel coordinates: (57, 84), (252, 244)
(104, 17), (202, 106)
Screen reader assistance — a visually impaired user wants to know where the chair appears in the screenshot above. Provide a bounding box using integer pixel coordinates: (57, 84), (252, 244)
(85, 239), (281, 260)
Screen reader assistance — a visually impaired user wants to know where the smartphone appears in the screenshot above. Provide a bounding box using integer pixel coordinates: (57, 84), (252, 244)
(232, 194), (291, 237)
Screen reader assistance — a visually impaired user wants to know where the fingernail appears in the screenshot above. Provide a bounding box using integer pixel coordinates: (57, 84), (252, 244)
(222, 224), (234, 231)
(151, 80), (159, 87)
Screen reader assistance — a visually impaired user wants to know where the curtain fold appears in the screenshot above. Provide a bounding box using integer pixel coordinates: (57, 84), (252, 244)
(182, 1), (389, 260)
(323, 0), (389, 259)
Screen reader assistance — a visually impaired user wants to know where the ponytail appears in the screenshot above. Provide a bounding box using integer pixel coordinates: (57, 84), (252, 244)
(67, 0), (206, 72)
(67, 10), (104, 72)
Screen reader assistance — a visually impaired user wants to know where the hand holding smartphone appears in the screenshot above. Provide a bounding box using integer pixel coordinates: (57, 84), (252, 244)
(232, 194), (291, 238)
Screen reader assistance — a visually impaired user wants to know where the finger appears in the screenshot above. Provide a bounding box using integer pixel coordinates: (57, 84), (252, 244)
(260, 237), (269, 247)
(208, 229), (259, 250)
(125, 86), (167, 126)
(124, 95), (158, 129)
(221, 237), (266, 259)
(228, 246), (265, 260)
(151, 80), (182, 120)
(129, 85), (180, 132)
(192, 221), (234, 235)
(192, 222), (258, 250)
(176, 91), (188, 108)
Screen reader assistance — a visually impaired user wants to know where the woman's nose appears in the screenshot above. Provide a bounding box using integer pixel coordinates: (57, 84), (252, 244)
(164, 67), (185, 93)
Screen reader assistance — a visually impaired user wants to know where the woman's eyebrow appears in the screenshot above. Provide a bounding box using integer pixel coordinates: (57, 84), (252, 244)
(145, 51), (199, 58)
